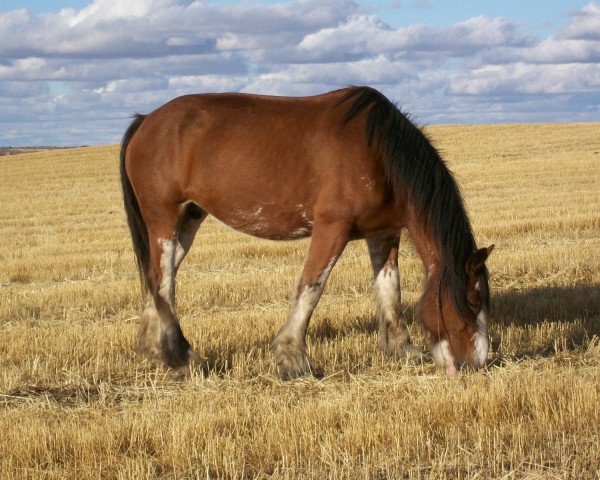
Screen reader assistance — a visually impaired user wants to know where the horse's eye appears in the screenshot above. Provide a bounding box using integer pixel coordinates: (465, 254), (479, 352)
(468, 300), (479, 311)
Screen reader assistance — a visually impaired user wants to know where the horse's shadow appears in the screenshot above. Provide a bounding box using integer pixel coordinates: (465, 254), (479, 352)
(312, 283), (600, 369)
(487, 283), (600, 364)
(492, 283), (600, 328)
(203, 283), (600, 376)
(318, 282), (599, 333)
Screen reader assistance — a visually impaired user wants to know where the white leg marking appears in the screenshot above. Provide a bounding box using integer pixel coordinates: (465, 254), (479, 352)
(158, 238), (175, 308)
(272, 254), (340, 378)
(140, 302), (162, 355)
(368, 237), (420, 358)
(158, 218), (202, 310)
(374, 264), (401, 321)
(432, 340), (457, 374)
(285, 256), (338, 336)
(317, 256), (338, 285)
(472, 309), (490, 368)
(174, 239), (186, 270)
(272, 282), (321, 378)
(281, 255), (338, 339)
(174, 218), (201, 269)
(286, 285), (323, 337)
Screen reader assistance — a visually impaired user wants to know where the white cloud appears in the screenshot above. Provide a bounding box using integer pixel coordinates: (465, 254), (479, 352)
(167, 74), (250, 92)
(517, 2), (600, 64)
(243, 55), (414, 95)
(450, 63), (600, 95)
(522, 37), (600, 63)
(0, 0), (357, 59)
(294, 14), (527, 63)
(447, 2), (600, 102)
(0, 0), (599, 145)
(0, 8), (29, 29)
(0, 53), (245, 82)
(64, 0), (179, 26)
(561, 1), (600, 40)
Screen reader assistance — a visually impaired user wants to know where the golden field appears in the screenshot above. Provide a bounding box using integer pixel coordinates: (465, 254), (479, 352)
(1, 123), (599, 479)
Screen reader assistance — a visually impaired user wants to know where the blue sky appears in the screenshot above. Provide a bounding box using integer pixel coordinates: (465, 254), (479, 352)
(2, 0), (585, 34)
(0, 0), (598, 145)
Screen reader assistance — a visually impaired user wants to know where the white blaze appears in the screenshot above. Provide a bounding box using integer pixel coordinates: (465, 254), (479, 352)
(472, 309), (490, 368)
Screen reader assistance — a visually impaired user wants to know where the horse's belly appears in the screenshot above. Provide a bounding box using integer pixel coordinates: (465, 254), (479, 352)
(211, 205), (313, 241)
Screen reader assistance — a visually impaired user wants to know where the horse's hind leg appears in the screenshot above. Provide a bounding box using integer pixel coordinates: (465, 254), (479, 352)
(271, 219), (350, 379)
(138, 203), (206, 371)
(367, 235), (422, 361)
(174, 203), (206, 273)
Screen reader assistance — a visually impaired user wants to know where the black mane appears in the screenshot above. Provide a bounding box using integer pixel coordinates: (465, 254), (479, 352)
(338, 86), (489, 317)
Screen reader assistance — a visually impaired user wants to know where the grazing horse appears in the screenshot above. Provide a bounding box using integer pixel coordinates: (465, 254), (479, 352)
(120, 86), (493, 378)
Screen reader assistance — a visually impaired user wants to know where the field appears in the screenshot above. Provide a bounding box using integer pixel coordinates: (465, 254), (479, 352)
(1, 123), (599, 479)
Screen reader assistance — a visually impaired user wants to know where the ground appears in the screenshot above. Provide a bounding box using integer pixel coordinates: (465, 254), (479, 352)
(1, 123), (599, 479)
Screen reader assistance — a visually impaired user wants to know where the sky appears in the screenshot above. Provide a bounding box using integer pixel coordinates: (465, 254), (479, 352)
(1, 0), (599, 146)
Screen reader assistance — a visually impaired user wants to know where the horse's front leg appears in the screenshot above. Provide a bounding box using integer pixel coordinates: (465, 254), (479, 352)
(367, 234), (422, 361)
(271, 219), (350, 379)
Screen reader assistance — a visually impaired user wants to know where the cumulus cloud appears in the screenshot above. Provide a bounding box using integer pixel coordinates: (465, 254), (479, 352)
(242, 55), (416, 95)
(0, 0), (599, 145)
(450, 63), (600, 95)
(296, 14), (528, 61)
(518, 2), (600, 64)
(0, 0), (357, 58)
(451, 2), (600, 103)
(562, 1), (600, 40)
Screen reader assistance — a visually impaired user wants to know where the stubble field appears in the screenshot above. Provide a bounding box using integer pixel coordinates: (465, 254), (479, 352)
(1, 123), (599, 479)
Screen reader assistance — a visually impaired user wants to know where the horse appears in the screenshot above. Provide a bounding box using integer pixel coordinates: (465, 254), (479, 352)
(120, 86), (493, 379)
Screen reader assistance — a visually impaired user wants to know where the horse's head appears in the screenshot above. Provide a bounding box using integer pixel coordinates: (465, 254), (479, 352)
(416, 245), (494, 374)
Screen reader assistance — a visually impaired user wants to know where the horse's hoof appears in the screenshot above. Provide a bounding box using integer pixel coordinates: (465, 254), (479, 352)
(188, 349), (209, 376)
(271, 339), (313, 380)
(169, 349), (208, 378)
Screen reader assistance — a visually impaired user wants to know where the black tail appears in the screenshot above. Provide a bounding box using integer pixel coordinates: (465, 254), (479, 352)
(120, 114), (149, 293)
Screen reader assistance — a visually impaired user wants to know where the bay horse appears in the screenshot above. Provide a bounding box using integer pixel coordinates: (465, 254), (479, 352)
(120, 86), (493, 378)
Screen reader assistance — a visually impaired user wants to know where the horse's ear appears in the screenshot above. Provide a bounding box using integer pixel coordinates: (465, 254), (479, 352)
(466, 244), (494, 275)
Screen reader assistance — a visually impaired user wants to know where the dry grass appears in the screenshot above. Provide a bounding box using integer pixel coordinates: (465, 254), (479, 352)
(1, 123), (599, 479)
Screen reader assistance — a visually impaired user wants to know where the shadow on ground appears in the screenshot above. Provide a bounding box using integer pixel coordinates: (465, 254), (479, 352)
(201, 283), (600, 376)
(492, 283), (600, 329)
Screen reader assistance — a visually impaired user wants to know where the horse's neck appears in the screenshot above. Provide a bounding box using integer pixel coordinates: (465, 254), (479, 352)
(405, 207), (441, 279)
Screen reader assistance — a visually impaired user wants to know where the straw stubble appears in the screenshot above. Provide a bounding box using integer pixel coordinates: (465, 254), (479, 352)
(1, 123), (599, 479)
